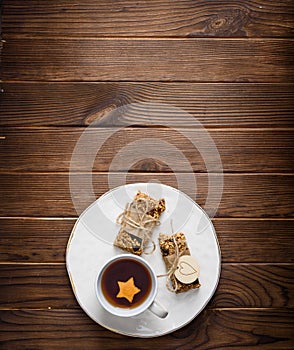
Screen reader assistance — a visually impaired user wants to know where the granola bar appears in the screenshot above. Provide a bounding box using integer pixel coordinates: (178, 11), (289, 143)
(114, 191), (165, 255)
(159, 232), (201, 293)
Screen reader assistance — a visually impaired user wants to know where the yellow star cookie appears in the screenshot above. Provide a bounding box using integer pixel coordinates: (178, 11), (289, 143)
(116, 277), (141, 303)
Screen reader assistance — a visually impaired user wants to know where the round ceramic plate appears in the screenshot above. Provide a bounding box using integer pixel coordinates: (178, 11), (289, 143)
(66, 183), (221, 337)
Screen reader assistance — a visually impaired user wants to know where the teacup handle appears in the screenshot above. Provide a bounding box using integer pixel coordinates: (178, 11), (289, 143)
(148, 299), (168, 318)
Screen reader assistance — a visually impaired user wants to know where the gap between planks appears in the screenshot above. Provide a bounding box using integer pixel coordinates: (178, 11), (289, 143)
(2, 80), (294, 84)
(1, 217), (294, 221)
(0, 172), (293, 175)
(0, 262), (292, 266)
(2, 127), (294, 131)
(3, 36), (294, 41)
(2, 80), (294, 85)
(0, 307), (288, 311)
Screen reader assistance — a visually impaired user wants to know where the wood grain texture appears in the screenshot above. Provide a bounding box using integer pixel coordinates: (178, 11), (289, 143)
(1, 128), (293, 173)
(0, 309), (293, 349)
(0, 264), (292, 309)
(214, 264), (294, 308)
(2, 39), (294, 82)
(213, 219), (294, 263)
(0, 174), (293, 218)
(1, 218), (293, 263)
(2, 0), (294, 38)
(1, 83), (294, 127)
(0, 219), (70, 263)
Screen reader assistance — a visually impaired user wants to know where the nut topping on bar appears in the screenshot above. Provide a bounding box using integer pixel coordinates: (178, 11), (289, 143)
(114, 191), (165, 255)
(159, 232), (201, 293)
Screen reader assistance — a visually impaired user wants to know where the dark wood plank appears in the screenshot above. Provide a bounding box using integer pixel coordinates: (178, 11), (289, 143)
(2, 0), (294, 38)
(0, 264), (292, 309)
(213, 219), (294, 263)
(0, 219), (71, 263)
(0, 309), (293, 349)
(0, 219), (293, 263)
(214, 264), (294, 308)
(0, 265), (73, 309)
(1, 128), (293, 173)
(2, 39), (293, 82)
(0, 174), (293, 218)
(1, 83), (294, 127)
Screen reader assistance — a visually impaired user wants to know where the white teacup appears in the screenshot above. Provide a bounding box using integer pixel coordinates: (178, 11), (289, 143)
(95, 254), (168, 318)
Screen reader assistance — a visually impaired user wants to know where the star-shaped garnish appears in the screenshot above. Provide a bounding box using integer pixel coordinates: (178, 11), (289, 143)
(116, 277), (141, 303)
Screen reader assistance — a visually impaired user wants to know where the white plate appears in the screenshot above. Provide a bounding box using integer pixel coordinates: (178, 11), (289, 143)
(66, 183), (221, 337)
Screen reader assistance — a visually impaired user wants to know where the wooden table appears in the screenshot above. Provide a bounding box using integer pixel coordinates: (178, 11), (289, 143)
(1, 1), (293, 348)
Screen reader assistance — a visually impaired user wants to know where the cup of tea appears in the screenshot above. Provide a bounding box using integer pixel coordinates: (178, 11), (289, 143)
(95, 254), (168, 318)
